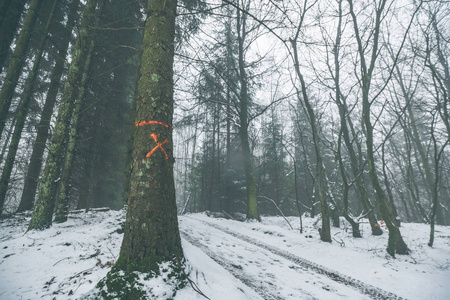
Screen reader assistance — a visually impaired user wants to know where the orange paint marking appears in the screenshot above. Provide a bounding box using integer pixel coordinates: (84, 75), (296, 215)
(135, 119), (171, 160)
(135, 120), (170, 128)
(145, 133), (169, 160)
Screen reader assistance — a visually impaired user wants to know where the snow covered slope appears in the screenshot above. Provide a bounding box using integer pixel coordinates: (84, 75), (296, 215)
(1, 209), (449, 299)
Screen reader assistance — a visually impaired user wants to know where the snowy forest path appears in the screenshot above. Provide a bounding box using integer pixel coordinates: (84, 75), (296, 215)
(179, 215), (405, 300)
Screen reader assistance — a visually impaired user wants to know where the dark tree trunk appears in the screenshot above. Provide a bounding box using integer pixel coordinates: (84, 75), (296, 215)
(28, 0), (99, 230)
(331, 1), (382, 235)
(348, 0), (408, 256)
(17, 0), (80, 213)
(0, 0), (44, 136)
(236, 2), (258, 221)
(0, 0), (27, 73)
(291, 39), (331, 243)
(337, 129), (361, 238)
(102, 0), (183, 297)
(0, 0), (58, 215)
(223, 10), (233, 215)
(54, 37), (96, 223)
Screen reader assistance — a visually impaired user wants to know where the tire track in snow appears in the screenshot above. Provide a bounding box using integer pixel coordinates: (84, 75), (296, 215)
(183, 216), (405, 300)
(180, 231), (292, 300)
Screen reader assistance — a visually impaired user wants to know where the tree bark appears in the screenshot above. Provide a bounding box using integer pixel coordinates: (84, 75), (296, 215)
(428, 116), (448, 246)
(17, 0), (80, 213)
(28, 0), (98, 230)
(291, 39), (331, 243)
(0, 0), (58, 215)
(102, 0), (183, 297)
(54, 37), (96, 223)
(0, 0), (44, 136)
(348, 0), (408, 256)
(236, 1), (259, 220)
(330, 0), (382, 235)
(337, 130), (361, 238)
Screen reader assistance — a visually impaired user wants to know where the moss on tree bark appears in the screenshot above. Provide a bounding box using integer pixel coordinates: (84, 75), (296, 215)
(102, 0), (184, 297)
(28, 0), (98, 230)
(17, 0), (80, 213)
(0, 0), (44, 136)
(0, 0), (59, 215)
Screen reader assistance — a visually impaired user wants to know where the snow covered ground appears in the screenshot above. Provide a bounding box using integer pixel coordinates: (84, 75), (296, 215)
(0, 209), (449, 299)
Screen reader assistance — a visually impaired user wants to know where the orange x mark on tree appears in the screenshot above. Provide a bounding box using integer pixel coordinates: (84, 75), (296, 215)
(146, 133), (169, 160)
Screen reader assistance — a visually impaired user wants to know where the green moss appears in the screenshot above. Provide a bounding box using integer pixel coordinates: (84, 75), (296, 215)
(98, 270), (146, 300)
(151, 73), (159, 82)
(99, 258), (187, 300)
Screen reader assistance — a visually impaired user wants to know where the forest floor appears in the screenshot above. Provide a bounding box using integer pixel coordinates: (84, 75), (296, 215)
(0, 208), (449, 299)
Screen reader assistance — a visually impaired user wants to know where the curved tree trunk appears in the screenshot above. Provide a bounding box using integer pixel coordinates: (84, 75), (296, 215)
(291, 39), (331, 243)
(331, 1), (382, 234)
(337, 128), (361, 238)
(348, 0), (409, 256)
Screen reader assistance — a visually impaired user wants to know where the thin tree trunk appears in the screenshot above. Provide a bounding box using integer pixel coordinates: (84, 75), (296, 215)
(0, 0), (58, 215)
(382, 143), (400, 227)
(208, 105), (216, 211)
(331, 0), (382, 235)
(337, 131), (361, 238)
(216, 103), (221, 211)
(224, 10), (233, 214)
(54, 37), (96, 223)
(0, 0), (44, 136)
(348, 0), (408, 256)
(17, 0), (80, 213)
(28, 0), (99, 230)
(291, 39), (331, 242)
(236, 1), (258, 220)
(284, 143), (303, 233)
(189, 108), (199, 212)
(428, 118), (448, 246)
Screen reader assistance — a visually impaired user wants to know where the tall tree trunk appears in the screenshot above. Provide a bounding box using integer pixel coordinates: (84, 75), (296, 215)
(428, 117), (448, 246)
(331, 0), (382, 235)
(223, 9), (233, 215)
(208, 105), (216, 211)
(348, 0), (408, 256)
(291, 39), (331, 243)
(236, 1), (258, 220)
(0, 0), (58, 215)
(382, 143), (400, 227)
(28, 0), (98, 230)
(17, 0), (80, 213)
(0, 0), (27, 73)
(285, 145), (303, 233)
(271, 111), (281, 215)
(216, 103), (221, 211)
(337, 130), (361, 237)
(54, 37), (96, 223)
(0, 0), (44, 136)
(364, 95), (407, 256)
(102, 0), (183, 297)
(336, 95), (382, 235)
